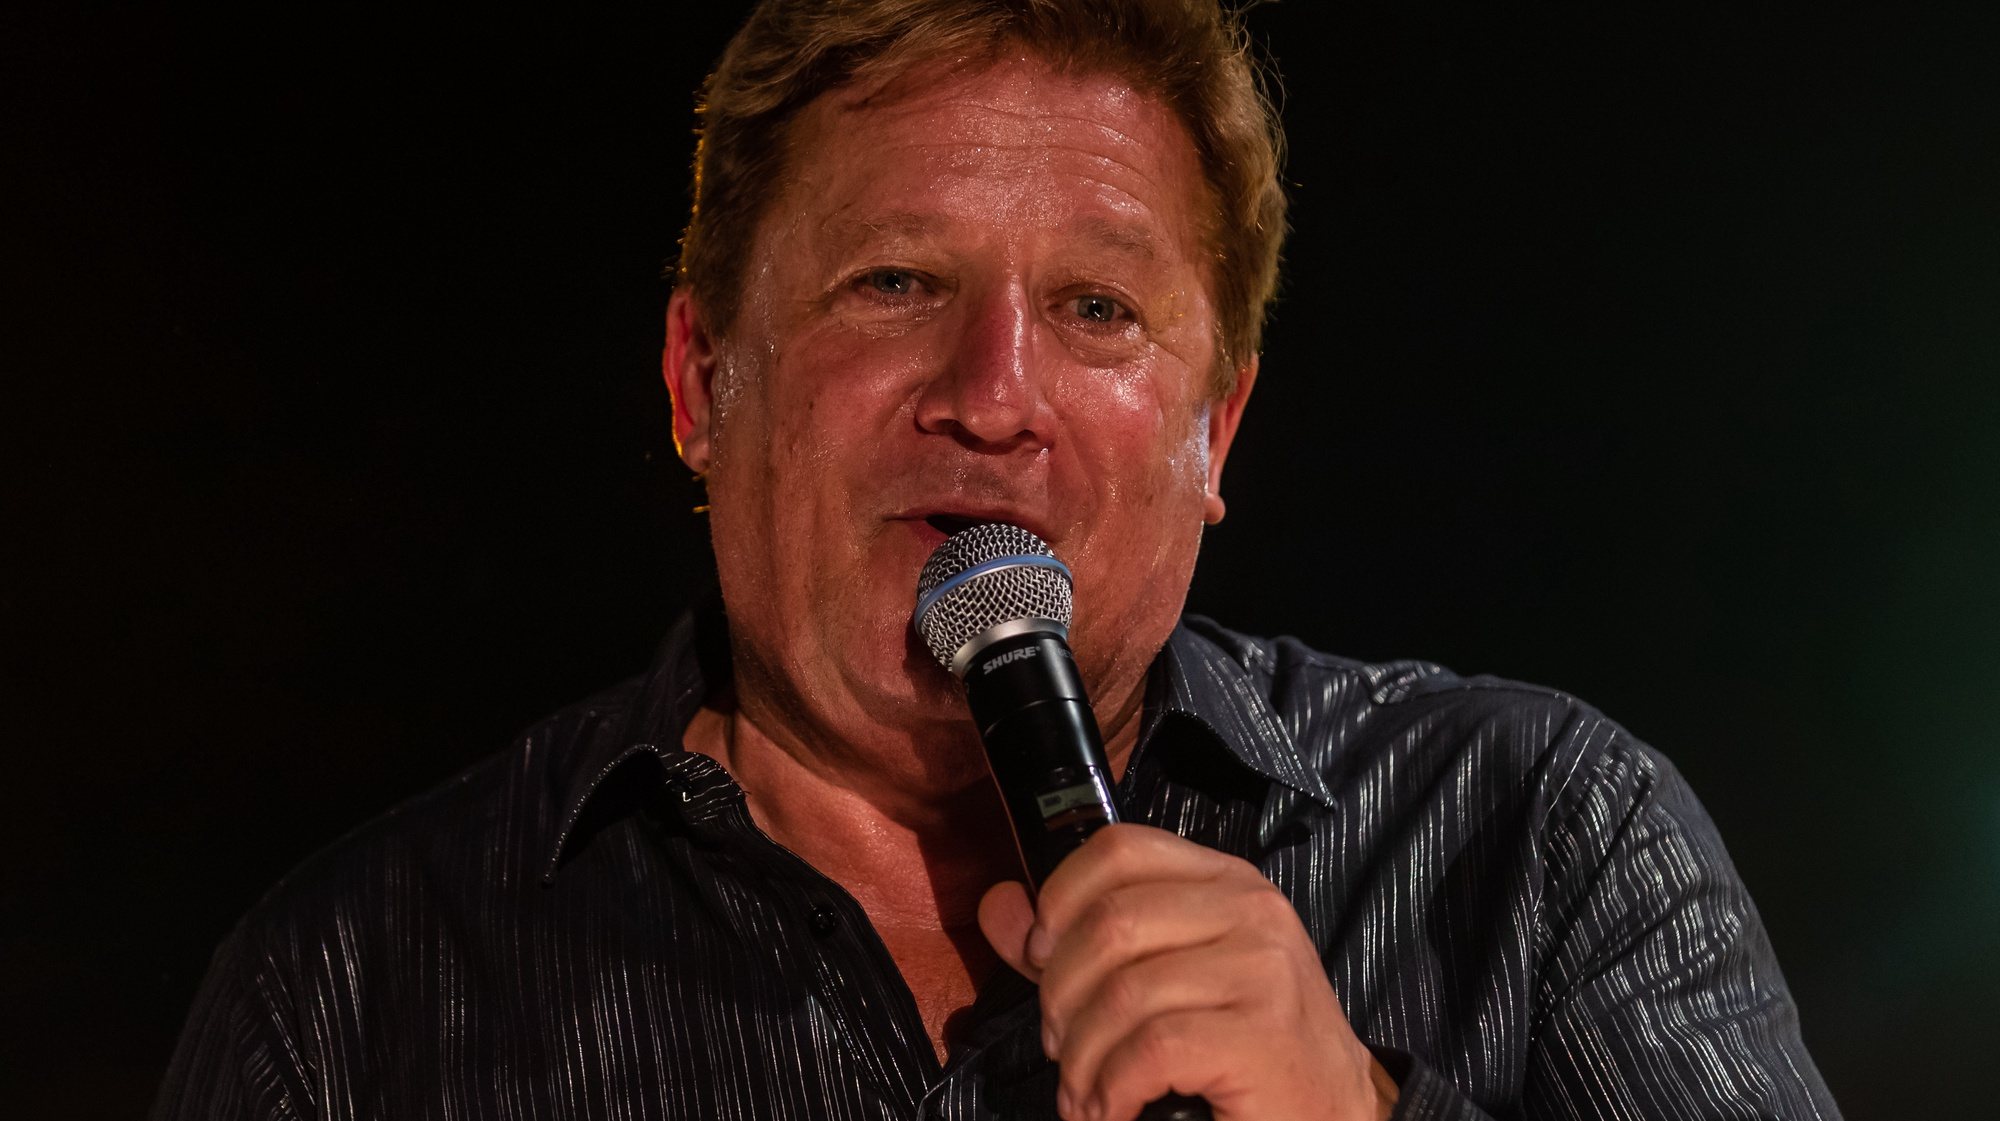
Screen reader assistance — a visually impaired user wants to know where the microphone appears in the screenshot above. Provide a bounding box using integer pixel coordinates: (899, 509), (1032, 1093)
(913, 522), (1212, 1121)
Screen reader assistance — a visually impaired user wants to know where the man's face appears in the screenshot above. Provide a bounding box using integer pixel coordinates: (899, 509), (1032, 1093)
(667, 54), (1254, 783)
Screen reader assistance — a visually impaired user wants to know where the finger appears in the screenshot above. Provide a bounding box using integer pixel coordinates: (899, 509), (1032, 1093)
(1081, 1007), (1240, 1121)
(1036, 880), (1246, 1043)
(977, 879), (1041, 982)
(1034, 824), (1247, 946)
(1050, 943), (1237, 1112)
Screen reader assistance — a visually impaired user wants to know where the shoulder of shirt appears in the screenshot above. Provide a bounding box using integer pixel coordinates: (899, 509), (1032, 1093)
(216, 672), (654, 952)
(1181, 611), (1595, 710)
(1176, 614), (1679, 820)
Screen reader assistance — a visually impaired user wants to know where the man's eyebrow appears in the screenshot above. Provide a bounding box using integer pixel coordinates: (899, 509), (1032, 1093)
(823, 211), (945, 245)
(1073, 216), (1160, 262)
(819, 211), (1166, 261)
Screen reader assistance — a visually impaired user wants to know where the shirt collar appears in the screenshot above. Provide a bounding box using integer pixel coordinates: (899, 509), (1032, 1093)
(542, 603), (724, 882)
(1144, 621), (1340, 812)
(544, 609), (1339, 878)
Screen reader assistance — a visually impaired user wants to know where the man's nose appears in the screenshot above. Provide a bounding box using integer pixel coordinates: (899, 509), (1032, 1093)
(914, 283), (1051, 449)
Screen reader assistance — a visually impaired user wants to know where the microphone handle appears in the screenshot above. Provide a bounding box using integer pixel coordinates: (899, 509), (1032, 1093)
(965, 630), (1215, 1121)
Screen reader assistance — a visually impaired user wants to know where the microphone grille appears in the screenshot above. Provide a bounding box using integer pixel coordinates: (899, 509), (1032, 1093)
(913, 523), (1073, 671)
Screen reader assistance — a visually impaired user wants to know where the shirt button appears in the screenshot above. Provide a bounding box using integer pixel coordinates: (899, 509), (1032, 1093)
(808, 903), (841, 938)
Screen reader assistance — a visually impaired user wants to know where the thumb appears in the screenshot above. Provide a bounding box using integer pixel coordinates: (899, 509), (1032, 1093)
(977, 880), (1042, 983)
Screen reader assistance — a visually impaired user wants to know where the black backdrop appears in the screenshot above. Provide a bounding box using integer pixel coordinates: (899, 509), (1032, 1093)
(6, 4), (1995, 1117)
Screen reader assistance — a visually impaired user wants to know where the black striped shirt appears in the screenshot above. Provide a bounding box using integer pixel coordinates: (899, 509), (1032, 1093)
(155, 608), (1839, 1119)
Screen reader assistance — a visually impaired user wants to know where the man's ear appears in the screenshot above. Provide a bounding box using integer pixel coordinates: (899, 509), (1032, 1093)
(1203, 356), (1258, 526)
(663, 289), (721, 473)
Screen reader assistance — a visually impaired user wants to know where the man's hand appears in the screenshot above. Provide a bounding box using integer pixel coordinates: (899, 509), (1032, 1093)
(978, 824), (1398, 1121)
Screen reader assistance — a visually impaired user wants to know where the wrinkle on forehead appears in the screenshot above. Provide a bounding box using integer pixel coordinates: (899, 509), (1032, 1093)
(826, 56), (1175, 159)
(843, 47), (1150, 112)
(771, 51), (1225, 249)
(859, 78), (1158, 171)
(787, 63), (1204, 253)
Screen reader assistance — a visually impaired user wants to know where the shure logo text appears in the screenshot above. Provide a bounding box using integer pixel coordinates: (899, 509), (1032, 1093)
(982, 647), (1040, 673)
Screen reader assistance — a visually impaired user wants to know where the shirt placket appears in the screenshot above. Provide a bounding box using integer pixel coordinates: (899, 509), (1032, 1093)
(662, 751), (944, 1117)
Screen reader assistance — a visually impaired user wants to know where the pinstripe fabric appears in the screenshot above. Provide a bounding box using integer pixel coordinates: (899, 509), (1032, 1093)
(155, 608), (1839, 1119)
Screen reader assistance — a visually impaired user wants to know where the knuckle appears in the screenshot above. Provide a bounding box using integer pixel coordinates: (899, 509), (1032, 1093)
(1215, 851), (1261, 879)
(1093, 823), (1148, 862)
(1097, 969), (1144, 1021)
(1129, 1016), (1186, 1070)
(1243, 883), (1301, 927)
(1084, 892), (1144, 949)
(1243, 939), (1299, 988)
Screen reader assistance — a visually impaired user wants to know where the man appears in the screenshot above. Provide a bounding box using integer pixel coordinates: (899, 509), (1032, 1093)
(157, 2), (1839, 1119)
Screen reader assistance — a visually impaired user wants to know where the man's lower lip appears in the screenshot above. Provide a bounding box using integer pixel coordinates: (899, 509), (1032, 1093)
(904, 519), (950, 546)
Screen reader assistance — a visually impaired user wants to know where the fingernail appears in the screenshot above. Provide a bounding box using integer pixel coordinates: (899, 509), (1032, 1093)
(1027, 923), (1053, 967)
(1085, 1094), (1106, 1121)
(1056, 1085), (1075, 1119)
(1041, 1023), (1058, 1058)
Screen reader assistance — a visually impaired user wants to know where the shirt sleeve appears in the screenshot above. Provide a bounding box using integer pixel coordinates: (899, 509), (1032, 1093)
(1371, 1046), (1499, 1121)
(151, 922), (310, 1121)
(1365, 726), (1840, 1121)
(1515, 733), (1840, 1120)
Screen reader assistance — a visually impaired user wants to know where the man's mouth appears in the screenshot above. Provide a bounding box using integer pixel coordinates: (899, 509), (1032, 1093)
(924, 514), (986, 537)
(897, 505), (1057, 549)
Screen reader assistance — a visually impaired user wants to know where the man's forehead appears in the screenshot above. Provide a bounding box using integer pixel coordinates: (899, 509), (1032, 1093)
(776, 57), (1211, 256)
(838, 48), (1143, 115)
(823, 57), (1175, 174)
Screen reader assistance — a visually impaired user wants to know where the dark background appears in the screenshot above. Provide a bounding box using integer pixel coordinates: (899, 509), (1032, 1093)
(6, 3), (1995, 1117)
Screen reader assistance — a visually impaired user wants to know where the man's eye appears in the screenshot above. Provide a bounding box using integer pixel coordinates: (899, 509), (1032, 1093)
(862, 269), (920, 296)
(1067, 294), (1131, 324)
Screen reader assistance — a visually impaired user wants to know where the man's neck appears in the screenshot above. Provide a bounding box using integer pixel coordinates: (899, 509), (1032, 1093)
(682, 701), (1023, 1061)
(680, 667), (1149, 1059)
(684, 655), (1150, 902)
(682, 701), (1015, 923)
